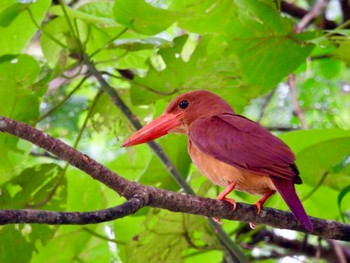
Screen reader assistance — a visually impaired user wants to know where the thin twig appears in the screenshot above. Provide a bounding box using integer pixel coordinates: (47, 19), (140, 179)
(288, 74), (308, 129)
(34, 75), (89, 125)
(280, 1), (337, 29)
(295, 0), (329, 33)
(257, 89), (276, 123)
(82, 227), (122, 244)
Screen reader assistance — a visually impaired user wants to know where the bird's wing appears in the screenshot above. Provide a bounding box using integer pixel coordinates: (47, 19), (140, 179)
(189, 113), (301, 183)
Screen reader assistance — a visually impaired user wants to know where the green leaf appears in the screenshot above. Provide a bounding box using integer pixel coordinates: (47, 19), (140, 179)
(0, 54), (42, 121)
(280, 130), (350, 189)
(337, 184), (350, 222)
(41, 17), (88, 66)
(0, 164), (66, 211)
(332, 38), (350, 65)
(280, 129), (350, 155)
(298, 140), (350, 188)
(227, 0), (315, 89)
(170, 0), (237, 34)
(49, 5), (118, 26)
(125, 210), (220, 263)
(129, 35), (245, 109)
(0, 2), (28, 27)
(0, 225), (33, 263)
(0, 54), (42, 181)
(31, 226), (94, 263)
(113, 0), (178, 35)
(0, 0), (51, 56)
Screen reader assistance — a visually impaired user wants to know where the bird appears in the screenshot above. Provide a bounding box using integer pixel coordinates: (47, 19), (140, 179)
(122, 90), (313, 231)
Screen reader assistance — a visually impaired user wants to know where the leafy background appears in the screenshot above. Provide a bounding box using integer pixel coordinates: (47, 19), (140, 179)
(0, 0), (350, 262)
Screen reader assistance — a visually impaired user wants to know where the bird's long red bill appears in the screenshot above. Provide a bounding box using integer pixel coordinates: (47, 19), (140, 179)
(122, 112), (183, 147)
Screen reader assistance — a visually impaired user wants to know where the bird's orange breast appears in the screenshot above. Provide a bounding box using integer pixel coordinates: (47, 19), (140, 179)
(188, 140), (276, 196)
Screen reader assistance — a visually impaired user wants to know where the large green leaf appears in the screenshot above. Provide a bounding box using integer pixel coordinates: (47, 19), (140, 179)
(49, 5), (117, 26)
(227, 0), (315, 89)
(113, 0), (178, 35)
(0, 225), (33, 263)
(0, 163), (66, 210)
(129, 35), (245, 110)
(280, 129), (350, 188)
(125, 210), (220, 263)
(0, 54), (41, 121)
(0, 0), (50, 56)
(0, 54), (42, 181)
(280, 129), (350, 155)
(0, 2), (28, 27)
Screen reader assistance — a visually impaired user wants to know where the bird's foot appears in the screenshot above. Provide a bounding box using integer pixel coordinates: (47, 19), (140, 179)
(254, 190), (275, 215)
(219, 197), (237, 210)
(212, 182), (237, 224)
(255, 201), (263, 215)
(249, 190), (275, 229)
(213, 197), (237, 224)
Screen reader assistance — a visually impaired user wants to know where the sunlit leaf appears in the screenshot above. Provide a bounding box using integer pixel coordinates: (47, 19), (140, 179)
(0, 0), (50, 56)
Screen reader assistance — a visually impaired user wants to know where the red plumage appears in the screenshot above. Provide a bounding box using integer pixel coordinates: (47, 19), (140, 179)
(123, 90), (313, 231)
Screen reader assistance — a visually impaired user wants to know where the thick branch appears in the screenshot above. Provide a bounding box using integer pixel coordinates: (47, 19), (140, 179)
(0, 117), (350, 241)
(0, 196), (146, 225)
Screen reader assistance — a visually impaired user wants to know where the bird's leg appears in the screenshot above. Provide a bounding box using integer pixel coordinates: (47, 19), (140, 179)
(213, 182), (237, 224)
(216, 182), (237, 209)
(249, 190), (275, 229)
(254, 190), (275, 215)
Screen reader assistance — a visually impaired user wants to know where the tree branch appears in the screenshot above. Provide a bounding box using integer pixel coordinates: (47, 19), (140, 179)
(0, 196), (146, 225)
(0, 116), (350, 241)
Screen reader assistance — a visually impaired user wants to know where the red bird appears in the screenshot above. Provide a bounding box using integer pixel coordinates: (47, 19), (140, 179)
(122, 90), (313, 231)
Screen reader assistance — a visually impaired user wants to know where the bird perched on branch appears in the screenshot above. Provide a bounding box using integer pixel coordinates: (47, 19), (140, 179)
(122, 90), (313, 231)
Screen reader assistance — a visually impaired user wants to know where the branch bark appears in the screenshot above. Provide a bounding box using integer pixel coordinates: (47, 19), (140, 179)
(0, 197), (146, 224)
(0, 116), (350, 241)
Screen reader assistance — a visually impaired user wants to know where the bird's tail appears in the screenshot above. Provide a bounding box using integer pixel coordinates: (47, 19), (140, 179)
(271, 177), (313, 231)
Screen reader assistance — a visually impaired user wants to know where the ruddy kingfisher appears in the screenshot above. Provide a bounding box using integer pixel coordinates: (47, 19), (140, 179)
(122, 90), (313, 231)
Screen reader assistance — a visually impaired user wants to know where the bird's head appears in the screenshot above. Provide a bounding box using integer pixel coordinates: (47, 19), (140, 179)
(122, 90), (234, 147)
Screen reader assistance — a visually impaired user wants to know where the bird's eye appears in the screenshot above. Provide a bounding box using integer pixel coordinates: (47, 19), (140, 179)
(179, 100), (189, 109)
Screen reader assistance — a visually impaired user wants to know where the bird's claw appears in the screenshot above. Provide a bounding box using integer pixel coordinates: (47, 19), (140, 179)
(255, 202), (262, 215)
(249, 222), (257, 229)
(212, 217), (223, 224)
(221, 197), (237, 210)
(212, 197), (237, 224)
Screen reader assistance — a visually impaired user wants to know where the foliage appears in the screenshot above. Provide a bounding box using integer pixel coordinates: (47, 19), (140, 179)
(0, 0), (350, 262)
